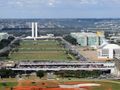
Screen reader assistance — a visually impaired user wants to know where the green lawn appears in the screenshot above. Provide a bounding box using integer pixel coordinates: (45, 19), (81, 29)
(0, 82), (17, 90)
(9, 51), (72, 61)
(8, 40), (75, 61)
(20, 40), (62, 49)
(91, 81), (120, 90)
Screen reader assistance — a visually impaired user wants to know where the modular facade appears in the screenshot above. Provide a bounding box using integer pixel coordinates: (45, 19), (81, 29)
(71, 32), (104, 47)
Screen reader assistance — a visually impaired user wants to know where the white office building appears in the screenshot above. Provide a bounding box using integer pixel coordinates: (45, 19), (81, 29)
(0, 33), (9, 41)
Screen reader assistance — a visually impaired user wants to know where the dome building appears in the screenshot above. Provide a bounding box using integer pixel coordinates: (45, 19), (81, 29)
(98, 44), (120, 60)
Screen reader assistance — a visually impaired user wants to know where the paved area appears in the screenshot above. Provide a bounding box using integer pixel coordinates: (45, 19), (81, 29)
(77, 47), (107, 62)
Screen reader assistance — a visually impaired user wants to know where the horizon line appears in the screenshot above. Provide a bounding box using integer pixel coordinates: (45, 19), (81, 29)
(1, 17), (120, 19)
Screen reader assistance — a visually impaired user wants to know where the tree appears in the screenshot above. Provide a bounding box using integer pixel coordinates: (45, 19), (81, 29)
(0, 39), (11, 49)
(55, 70), (102, 78)
(63, 35), (78, 45)
(36, 71), (45, 78)
(8, 36), (15, 42)
(0, 69), (16, 78)
(55, 71), (65, 78)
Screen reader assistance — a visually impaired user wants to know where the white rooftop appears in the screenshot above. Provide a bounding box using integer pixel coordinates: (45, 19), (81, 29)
(0, 33), (8, 35)
(71, 32), (104, 37)
(100, 44), (120, 49)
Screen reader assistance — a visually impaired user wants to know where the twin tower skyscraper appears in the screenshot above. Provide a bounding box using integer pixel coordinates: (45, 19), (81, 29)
(32, 22), (38, 40)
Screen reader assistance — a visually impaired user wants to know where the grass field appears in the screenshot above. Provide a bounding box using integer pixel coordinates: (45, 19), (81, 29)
(8, 40), (75, 61)
(0, 80), (120, 90)
(91, 82), (120, 90)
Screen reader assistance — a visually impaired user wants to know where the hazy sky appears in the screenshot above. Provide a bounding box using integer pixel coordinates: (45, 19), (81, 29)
(0, 0), (120, 18)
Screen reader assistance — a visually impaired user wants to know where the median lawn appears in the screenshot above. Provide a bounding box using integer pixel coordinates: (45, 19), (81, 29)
(8, 39), (75, 61)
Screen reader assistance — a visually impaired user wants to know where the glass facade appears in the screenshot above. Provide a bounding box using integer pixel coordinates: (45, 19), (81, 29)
(88, 36), (97, 46)
(77, 37), (87, 46)
(71, 32), (105, 47)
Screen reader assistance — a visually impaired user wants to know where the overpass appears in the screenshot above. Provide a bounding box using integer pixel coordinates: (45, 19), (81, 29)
(8, 61), (115, 74)
(10, 67), (114, 71)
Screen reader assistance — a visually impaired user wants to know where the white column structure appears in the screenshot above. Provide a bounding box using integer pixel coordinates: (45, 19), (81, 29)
(35, 22), (38, 38)
(32, 22), (35, 38)
(31, 22), (38, 40)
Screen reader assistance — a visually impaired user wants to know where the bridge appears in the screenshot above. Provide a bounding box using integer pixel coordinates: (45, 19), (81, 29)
(8, 61), (115, 73)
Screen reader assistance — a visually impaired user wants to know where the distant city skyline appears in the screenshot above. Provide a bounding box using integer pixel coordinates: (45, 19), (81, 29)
(0, 0), (120, 18)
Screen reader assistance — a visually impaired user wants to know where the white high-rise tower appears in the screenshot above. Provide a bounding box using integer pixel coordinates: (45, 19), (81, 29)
(32, 22), (35, 38)
(31, 22), (38, 40)
(35, 22), (38, 38)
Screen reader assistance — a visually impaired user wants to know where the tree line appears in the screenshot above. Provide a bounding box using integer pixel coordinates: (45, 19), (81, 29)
(54, 70), (103, 78)
(0, 36), (15, 49)
(0, 69), (105, 79)
(0, 36), (21, 58)
(0, 69), (45, 79)
(63, 35), (78, 45)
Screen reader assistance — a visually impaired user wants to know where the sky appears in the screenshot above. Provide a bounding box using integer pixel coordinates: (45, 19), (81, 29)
(0, 0), (120, 18)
